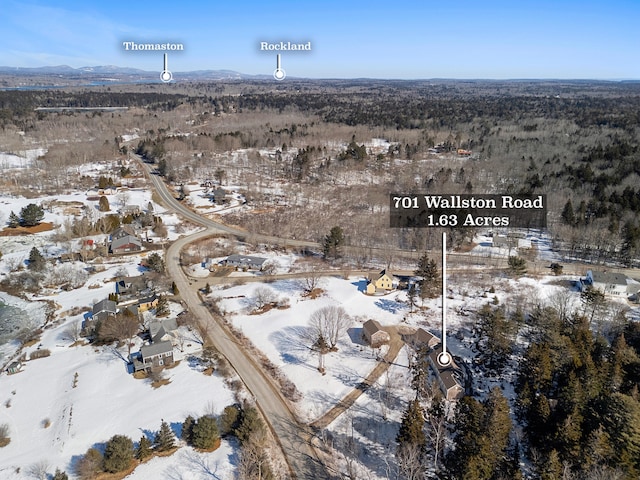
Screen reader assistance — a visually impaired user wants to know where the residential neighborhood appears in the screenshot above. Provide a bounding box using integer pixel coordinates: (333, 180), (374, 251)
(0, 42), (639, 479)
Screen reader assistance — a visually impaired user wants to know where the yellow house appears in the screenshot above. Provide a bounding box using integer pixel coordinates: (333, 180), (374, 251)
(366, 269), (398, 295)
(138, 294), (159, 312)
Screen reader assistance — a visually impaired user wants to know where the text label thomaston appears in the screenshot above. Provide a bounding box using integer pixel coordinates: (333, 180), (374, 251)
(123, 42), (184, 51)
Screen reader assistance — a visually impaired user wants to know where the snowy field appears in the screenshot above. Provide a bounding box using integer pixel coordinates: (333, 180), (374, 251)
(215, 276), (400, 422)
(0, 313), (237, 479)
(0, 149), (47, 170)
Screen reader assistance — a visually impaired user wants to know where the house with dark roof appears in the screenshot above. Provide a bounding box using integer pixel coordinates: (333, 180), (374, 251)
(110, 235), (142, 254)
(223, 254), (267, 271)
(427, 345), (464, 401)
(405, 328), (439, 350)
(133, 340), (174, 372)
(115, 275), (152, 298)
(92, 299), (117, 323)
(362, 319), (390, 348)
(138, 294), (159, 312)
(111, 225), (137, 240)
(212, 188), (227, 204)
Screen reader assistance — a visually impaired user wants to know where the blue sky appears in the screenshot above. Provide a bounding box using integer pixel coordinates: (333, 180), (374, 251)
(1, 0), (638, 79)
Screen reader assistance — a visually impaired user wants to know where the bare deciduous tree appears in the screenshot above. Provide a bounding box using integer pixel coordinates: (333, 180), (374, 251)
(27, 460), (50, 480)
(63, 321), (82, 344)
(396, 442), (424, 480)
(309, 305), (351, 351)
(236, 434), (272, 480)
(100, 309), (140, 355)
(252, 286), (278, 310)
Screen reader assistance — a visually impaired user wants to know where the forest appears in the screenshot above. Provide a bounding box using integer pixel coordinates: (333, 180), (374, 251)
(1, 78), (640, 479)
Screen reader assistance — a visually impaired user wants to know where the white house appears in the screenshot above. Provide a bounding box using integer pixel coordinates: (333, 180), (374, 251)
(582, 270), (635, 298)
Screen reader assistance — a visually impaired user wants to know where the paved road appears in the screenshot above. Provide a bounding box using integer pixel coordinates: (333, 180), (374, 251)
(167, 230), (327, 479)
(137, 154), (640, 477)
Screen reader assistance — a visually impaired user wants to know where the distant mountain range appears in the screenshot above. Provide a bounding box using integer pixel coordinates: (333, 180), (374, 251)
(0, 64), (266, 83)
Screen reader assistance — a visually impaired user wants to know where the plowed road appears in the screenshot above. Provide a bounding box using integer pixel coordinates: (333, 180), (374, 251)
(139, 155), (640, 478)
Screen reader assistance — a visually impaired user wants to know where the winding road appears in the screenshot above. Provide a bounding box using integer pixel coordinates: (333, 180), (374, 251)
(136, 153), (640, 478)
(138, 157), (329, 479)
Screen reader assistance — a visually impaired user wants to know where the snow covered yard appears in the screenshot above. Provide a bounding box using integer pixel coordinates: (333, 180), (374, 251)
(0, 315), (237, 479)
(214, 276), (408, 423)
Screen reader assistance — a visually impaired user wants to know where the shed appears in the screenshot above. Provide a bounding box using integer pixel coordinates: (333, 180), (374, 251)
(362, 319), (391, 348)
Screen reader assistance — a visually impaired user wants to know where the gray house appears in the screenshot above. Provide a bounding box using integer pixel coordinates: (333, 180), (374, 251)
(92, 299), (117, 323)
(111, 225), (137, 240)
(115, 275), (152, 298)
(110, 235), (142, 254)
(134, 340), (174, 372)
(427, 345), (464, 401)
(405, 328), (439, 350)
(223, 254), (267, 271)
(581, 270), (638, 298)
(149, 318), (178, 344)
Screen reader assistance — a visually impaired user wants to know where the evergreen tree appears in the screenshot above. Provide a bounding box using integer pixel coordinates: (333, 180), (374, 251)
(477, 304), (515, 371)
(446, 389), (513, 480)
(415, 253), (439, 298)
(191, 415), (220, 450)
(561, 199), (575, 226)
(20, 203), (44, 227)
(98, 195), (110, 212)
(396, 398), (425, 447)
(52, 469), (68, 480)
(103, 434), (134, 473)
(322, 226), (344, 259)
(135, 435), (152, 460)
(181, 415), (195, 444)
(28, 246), (46, 271)
(145, 252), (165, 272)
(219, 405), (241, 436)
(410, 347), (430, 399)
(157, 158), (168, 176)
(8, 211), (20, 228)
(538, 449), (563, 480)
(235, 406), (266, 446)
(154, 420), (175, 452)
(507, 256), (527, 276)
(155, 295), (169, 317)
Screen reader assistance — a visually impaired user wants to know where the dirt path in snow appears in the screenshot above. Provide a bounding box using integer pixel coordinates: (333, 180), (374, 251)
(309, 326), (404, 430)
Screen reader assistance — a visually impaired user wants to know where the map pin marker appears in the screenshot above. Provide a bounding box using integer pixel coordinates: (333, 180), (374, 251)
(437, 232), (452, 367)
(160, 53), (173, 82)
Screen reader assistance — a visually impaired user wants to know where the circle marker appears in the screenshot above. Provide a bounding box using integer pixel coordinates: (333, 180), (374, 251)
(160, 53), (172, 82)
(437, 351), (452, 367)
(273, 53), (285, 81)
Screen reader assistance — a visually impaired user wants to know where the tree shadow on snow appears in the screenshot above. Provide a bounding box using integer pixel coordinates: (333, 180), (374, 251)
(374, 298), (405, 314)
(269, 325), (315, 370)
(352, 279), (368, 293)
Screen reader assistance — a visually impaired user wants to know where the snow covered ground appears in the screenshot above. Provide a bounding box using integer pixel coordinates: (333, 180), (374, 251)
(0, 190), (238, 478)
(0, 312), (237, 478)
(0, 149), (47, 170)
